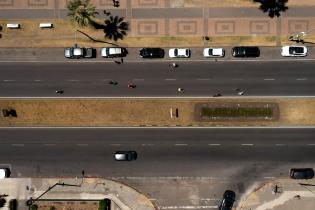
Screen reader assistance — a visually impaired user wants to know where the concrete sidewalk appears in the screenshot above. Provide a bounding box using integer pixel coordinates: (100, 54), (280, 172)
(0, 178), (156, 210)
(239, 178), (315, 210)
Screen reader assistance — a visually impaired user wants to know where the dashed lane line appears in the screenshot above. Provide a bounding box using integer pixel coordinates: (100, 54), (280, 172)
(158, 205), (217, 209)
(241, 144), (254, 146)
(77, 143), (88, 146)
(174, 144), (188, 146)
(275, 144), (286, 146)
(110, 144), (121, 146)
(264, 78), (275, 81)
(165, 79), (177, 81)
(208, 144), (221, 146)
(44, 144), (56, 146)
(11, 144), (24, 147)
(296, 78), (307, 81)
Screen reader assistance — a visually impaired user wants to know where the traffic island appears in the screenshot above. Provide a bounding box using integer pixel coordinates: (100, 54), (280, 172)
(238, 178), (315, 210)
(0, 98), (315, 127)
(0, 178), (156, 210)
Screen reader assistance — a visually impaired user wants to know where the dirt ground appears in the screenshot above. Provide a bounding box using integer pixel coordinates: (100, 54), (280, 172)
(0, 20), (285, 48)
(36, 200), (99, 210)
(0, 98), (315, 127)
(183, 0), (315, 7)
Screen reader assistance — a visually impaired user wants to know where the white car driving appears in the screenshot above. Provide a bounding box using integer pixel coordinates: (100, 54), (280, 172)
(169, 48), (190, 58)
(203, 48), (225, 57)
(281, 46), (307, 57)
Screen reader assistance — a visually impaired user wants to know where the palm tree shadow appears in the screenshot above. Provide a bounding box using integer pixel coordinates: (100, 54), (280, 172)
(76, 29), (119, 46)
(254, 0), (288, 18)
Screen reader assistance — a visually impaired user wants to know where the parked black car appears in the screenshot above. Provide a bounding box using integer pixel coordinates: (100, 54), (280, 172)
(140, 48), (165, 58)
(84, 47), (97, 58)
(290, 168), (314, 179)
(219, 190), (235, 210)
(232, 46), (260, 57)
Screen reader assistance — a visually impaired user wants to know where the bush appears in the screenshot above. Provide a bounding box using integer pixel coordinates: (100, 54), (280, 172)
(31, 204), (38, 210)
(98, 198), (111, 210)
(9, 199), (17, 210)
(0, 198), (6, 208)
(50, 206), (56, 210)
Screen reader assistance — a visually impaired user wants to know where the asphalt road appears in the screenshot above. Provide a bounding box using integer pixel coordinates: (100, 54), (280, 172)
(1, 61), (315, 96)
(0, 128), (314, 178)
(0, 128), (314, 209)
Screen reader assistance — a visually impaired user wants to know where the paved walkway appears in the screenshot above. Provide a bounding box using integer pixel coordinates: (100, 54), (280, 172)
(1, 1), (315, 46)
(0, 178), (156, 210)
(239, 178), (315, 210)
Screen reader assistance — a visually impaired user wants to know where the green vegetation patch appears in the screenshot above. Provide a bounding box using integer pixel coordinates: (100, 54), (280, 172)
(201, 107), (273, 118)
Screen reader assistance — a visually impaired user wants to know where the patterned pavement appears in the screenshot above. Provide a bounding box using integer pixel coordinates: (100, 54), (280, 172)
(0, 0), (315, 45)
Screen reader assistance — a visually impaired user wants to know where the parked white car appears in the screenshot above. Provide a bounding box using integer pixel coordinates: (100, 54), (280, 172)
(169, 48), (190, 58)
(101, 47), (125, 58)
(203, 48), (225, 57)
(281, 46), (307, 57)
(0, 168), (10, 179)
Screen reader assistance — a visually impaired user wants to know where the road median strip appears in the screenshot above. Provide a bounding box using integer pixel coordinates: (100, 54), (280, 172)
(0, 98), (315, 127)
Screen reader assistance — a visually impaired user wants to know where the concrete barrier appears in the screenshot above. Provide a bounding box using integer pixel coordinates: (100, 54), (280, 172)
(7, 23), (20, 29)
(39, 23), (53, 28)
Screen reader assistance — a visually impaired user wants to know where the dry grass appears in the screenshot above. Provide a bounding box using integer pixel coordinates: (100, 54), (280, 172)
(1, 98), (315, 127)
(183, 0), (315, 7)
(36, 200), (99, 210)
(0, 19), (279, 47)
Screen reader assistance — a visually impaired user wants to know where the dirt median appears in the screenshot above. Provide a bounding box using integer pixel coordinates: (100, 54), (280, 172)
(0, 98), (315, 127)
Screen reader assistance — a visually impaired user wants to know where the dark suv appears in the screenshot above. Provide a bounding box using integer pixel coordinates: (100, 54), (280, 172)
(290, 168), (314, 179)
(219, 190), (235, 210)
(140, 48), (165, 58)
(232, 46), (260, 57)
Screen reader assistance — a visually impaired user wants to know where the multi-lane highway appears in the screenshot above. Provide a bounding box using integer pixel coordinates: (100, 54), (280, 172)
(1, 128), (314, 178)
(1, 128), (314, 209)
(0, 61), (315, 96)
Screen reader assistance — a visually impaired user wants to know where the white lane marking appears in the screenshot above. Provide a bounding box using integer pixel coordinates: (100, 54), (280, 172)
(200, 198), (220, 201)
(1, 58), (315, 63)
(275, 144), (286, 146)
(3, 80), (15, 82)
(264, 176), (275, 179)
(3, 96), (315, 99)
(34, 80), (42, 82)
(110, 144), (121, 146)
(133, 78), (144, 81)
(165, 78), (177, 81)
(232, 78), (243, 80)
(142, 144), (154, 146)
(158, 205), (217, 209)
(3, 126), (315, 129)
(264, 78), (275, 81)
(149, 198), (157, 201)
(77, 144), (88, 146)
(108, 176), (219, 180)
(208, 144), (221, 146)
(307, 144), (315, 146)
(44, 144), (56, 146)
(12, 144), (24, 147)
(67, 79), (79, 82)
(175, 144), (188, 146)
(241, 144), (254, 146)
(297, 78), (307, 81)
(197, 78), (210, 80)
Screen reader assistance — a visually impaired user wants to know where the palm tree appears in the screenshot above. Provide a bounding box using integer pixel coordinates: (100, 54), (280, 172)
(103, 15), (129, 41)
(67, 0), (98, 27)
(254, 0), (288, 18)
